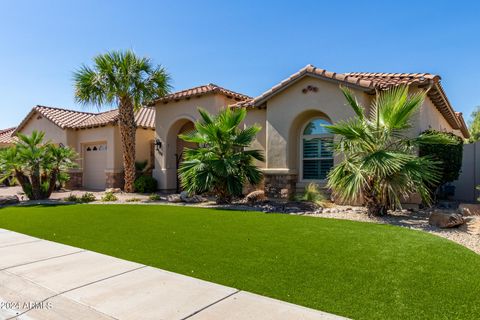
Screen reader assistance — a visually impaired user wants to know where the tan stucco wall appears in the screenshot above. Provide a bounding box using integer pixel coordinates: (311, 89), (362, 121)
(264, 76), (370, 177)
(152, 93), (242, 190)
(415, 96), (462, 137)
(243, 108), (267, 168)
(19, 112), (67, 145)
(135, 128), (154, 166)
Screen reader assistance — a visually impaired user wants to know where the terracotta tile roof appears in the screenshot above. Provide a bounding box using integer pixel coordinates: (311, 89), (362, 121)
(455, 112), (469, 138)
(31, 105), (95, 128)
(0, 127), (17, 145)
(74, 107), (156, 129)
(152, 83), (251, 104)
(343, 72), (440, 88)
(15, 105), (155, 133)
(233, 65), (468, 138)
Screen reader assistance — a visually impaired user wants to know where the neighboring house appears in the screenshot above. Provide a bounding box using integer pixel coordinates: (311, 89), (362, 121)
(0, 127), (17, 148)
(13, 106), (155, 189)
(151, 65), (469, 198)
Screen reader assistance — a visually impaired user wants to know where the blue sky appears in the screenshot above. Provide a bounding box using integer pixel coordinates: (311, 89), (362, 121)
(1, 0), (479, 129)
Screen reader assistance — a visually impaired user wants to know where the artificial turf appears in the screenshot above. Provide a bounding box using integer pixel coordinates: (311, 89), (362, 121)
(0, 204), (479, 319)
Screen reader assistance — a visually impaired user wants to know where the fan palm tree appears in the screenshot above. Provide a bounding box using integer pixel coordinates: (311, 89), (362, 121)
(178, 107), (264, 204)
(326, 86), (454, 216)
(73, 50), (171, 192)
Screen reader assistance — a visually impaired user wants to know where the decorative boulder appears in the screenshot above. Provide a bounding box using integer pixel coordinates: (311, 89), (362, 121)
(245, 190), (267, 204)
(180, 191), (189, 202)
(429, 211), (465, 228)
(105, 188), (122, 193)
(167, 194), (182, 203)
(0, 195), (20, 205)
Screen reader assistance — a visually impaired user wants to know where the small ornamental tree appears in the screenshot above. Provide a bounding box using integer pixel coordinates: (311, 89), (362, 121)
(419, 129), (463, 192)
(178, 108), (264, 204)
(468, 106), (480, 143)
(0, 131), (78, 200)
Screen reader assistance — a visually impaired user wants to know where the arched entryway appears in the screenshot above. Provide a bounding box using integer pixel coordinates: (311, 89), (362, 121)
(175, 121), (196, 192)
(165, 118), (196, 191)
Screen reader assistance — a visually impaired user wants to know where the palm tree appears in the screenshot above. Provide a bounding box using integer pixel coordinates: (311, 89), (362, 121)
(178, 107), (264, 204)
(73, 50), (171, 192)
(0, 131), (78, 200)
(326, 86), (454, 216)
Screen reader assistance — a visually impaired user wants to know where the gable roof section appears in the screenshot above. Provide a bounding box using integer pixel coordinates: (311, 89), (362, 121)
(152, 83), (251, 105)
(74, 107), (156, 129)
(15, 105), (155, 134)
(0, 127), (17, 145)
(233, 65), (468, 137)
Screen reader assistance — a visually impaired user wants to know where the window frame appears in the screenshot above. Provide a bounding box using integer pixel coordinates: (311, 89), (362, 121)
(300, 118), (334, 182)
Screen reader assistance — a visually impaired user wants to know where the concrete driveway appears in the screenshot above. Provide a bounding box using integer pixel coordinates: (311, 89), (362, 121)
(0, 229), (347, 320)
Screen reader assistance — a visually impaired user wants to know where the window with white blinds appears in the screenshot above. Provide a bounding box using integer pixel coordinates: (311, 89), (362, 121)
(302, 119), (333, 180)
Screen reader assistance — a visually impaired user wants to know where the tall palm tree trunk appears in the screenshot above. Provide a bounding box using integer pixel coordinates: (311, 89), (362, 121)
(118, 98), (137, 193)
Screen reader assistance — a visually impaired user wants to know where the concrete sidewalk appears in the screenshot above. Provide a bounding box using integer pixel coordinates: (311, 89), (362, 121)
(0, 229), (347, 320)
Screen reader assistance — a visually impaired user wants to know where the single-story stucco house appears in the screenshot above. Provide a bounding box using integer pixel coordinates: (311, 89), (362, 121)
(150, 65), (469, 198)
(2, 106), (155, 189)
(0, 64), (469, 197)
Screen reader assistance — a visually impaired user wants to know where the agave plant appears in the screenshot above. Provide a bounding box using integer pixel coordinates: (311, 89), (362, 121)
(178, 107), (264, 204)
(326, 86), (454, 216)
(0, 131), (78, 200)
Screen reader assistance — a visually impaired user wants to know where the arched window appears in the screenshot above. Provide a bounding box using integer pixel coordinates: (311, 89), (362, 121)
(302, 118), (334, 180)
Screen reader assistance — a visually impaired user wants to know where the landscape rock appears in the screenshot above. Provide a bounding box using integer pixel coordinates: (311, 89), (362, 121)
(105, 188), (122, 193)
(429, 211), (465, 228)
(245, 190), (266, 204)
(180, 191), (189, 202)
(459, 203), (480, 216)
(0, 195), (20, 205)
(184, 195), (206, 203)
(167, 194), (182, 203)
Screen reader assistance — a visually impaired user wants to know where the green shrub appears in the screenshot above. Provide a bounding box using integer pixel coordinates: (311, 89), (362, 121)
(300, 183), (326, 206)
(134, 175), (157, 193)
(125, 197), (141, 202)
(80, 192), (96, 203)
(149, 193), (162, 201)
(419, 130), (463, 184)
(178, 108), (264, 204)
(65, 192), (97, 203)
(101, 192), (118, 202)
(64, 193), (79, 202)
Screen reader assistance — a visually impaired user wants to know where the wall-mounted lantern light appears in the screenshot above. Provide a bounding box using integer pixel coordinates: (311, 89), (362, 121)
(154, 139), (163, 153)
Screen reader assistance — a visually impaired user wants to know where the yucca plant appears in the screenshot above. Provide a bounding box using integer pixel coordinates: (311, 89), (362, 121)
(300, 183), (326, 206)
(326, 86), (455, 216)
(178, 108), (264, 204)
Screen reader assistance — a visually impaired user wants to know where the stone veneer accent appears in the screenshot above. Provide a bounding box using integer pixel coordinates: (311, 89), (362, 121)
(65, 171), (82, 189)
(264, 173), (297, 199)
(106, 171), (124, 189)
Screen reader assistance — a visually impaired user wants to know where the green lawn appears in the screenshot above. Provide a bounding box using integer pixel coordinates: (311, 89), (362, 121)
(0, 204), (479, 319)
